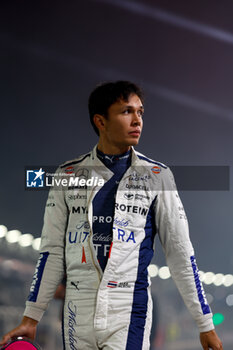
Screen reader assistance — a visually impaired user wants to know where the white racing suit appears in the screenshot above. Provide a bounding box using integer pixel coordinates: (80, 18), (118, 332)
(24, 146), (214, 349)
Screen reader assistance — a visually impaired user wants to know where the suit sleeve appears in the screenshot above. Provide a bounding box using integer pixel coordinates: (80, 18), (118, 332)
(24, 168), (68, 321)
(155, 167), (214, 333)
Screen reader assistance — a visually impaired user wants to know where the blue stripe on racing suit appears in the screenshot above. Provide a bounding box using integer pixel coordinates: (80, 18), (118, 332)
(93, 149), (131, 271)
(190, 255), (211, 315)
(126, 197), (157, 349)
(28, 252), (49, 302)
(137, 155), (167, 168)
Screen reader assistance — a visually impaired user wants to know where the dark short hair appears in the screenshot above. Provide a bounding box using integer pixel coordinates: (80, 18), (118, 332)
(88, 80), (144, 135)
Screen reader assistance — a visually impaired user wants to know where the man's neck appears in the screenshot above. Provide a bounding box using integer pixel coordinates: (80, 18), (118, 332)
(97, 142), (131, 155)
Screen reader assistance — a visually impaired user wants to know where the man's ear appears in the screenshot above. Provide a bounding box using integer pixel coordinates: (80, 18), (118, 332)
(93, 114), (106, 133)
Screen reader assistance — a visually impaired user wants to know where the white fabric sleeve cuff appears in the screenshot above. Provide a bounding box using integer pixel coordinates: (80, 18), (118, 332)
(23, 304), (45, 322)
(197, 315), (215, 333)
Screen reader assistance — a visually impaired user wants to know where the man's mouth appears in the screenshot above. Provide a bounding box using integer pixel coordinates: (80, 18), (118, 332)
(129, 130), (141, 136)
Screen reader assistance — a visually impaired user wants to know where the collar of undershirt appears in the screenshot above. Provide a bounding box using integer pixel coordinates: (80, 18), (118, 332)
(96, 148), (131, 165)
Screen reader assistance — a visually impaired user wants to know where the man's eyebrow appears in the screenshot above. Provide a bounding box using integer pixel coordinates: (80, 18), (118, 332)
(121, 104), (144, 110)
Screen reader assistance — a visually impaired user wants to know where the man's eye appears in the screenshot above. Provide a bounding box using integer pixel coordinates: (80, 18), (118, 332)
(138, 110), (144, 117)
(122, 109), (144, 116)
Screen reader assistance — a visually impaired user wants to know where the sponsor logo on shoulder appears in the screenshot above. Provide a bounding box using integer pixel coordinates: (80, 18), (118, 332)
(75, 168), (89, 179)
(65, 166), (74, 174)
(151, 166), (161, 174)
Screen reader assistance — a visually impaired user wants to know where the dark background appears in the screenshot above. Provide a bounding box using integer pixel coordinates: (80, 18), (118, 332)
(1, 0), (233, 274)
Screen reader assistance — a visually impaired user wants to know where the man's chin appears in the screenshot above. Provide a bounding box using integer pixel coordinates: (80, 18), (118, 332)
(129, 138), (140, 146)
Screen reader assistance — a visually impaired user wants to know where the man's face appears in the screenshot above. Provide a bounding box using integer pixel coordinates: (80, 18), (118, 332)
(99, 93), (144, 152)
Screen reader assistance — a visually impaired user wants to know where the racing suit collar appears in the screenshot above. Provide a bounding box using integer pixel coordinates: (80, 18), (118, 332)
(91, 145), (141, 167)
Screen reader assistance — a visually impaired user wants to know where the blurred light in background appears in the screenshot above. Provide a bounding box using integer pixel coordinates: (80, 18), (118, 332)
(18, 234), (34, 247)
(213, 273), (225, 286)
(1, 225), (41, 251)
(203, 271), (215, 285)
(158, 266), (171, 279)
(148, 264), (159, 277)
(199, 270), (204, 281)
(226, 294), (233, 306)
(206, 293), (214, 304)
(6, 230), (21, 243)
(0, 225), (7, 238)
(223, 274), (233, 287)
(213, 313), (224, 326)
(32, 238), (41, 251)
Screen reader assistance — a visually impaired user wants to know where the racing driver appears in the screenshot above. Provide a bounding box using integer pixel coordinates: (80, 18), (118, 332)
(1, 81), (223, 350)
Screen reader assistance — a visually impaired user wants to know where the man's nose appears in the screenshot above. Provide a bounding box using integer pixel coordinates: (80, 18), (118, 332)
(132, 112), (142, 125)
